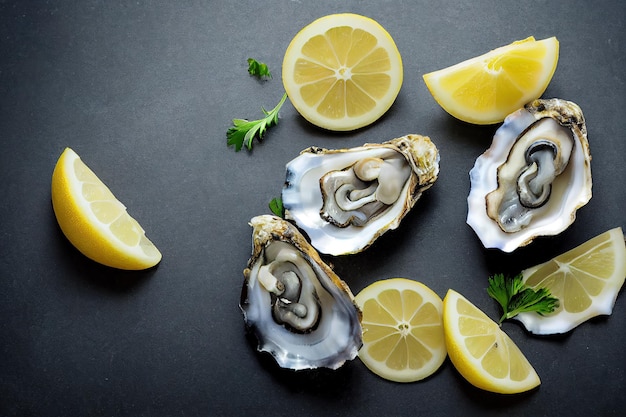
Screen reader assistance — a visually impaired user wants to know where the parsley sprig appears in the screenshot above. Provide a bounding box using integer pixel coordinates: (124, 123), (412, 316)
(247, 58), (272, 78)
(269, 197), (284, 218)
(487, 273), (559, 324)
(227, 92), (288, 151)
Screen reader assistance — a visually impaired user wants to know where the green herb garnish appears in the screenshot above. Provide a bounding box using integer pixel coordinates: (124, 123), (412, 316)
(247, 58), (272, 78)
(487, 273), (559, 324)
(269, 197), (284, 217)
(227, 92), (288, 151)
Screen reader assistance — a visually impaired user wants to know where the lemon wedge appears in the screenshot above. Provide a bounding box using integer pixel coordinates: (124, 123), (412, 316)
(354, 278), (446, 383)
(282, 13), (403, 131)
(423, 36), (559, 124)
(443, 289), (540, 394)
(516, 227), (626, 334)
(51, 148), (162, 270)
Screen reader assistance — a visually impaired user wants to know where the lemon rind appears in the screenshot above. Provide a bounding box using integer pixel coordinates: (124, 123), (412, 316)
(51, 148), (161, 270)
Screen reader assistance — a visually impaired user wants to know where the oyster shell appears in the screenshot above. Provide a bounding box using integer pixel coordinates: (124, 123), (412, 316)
(240, 215), (362, 370)
(467, 98), (592, 252)
(282, 134), (440, 256)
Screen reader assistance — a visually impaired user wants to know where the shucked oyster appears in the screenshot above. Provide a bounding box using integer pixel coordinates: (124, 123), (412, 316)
(240, 215), (362, 370)
(282, 135), (440, 256)
(467, 99), (592, 252)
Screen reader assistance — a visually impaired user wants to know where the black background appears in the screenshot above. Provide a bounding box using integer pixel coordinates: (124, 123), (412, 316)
(1, 1), (625, 416)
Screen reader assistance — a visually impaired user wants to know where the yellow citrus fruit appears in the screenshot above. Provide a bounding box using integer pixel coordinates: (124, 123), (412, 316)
(423, 36), (559, 124)
(354, 278), (446, 382)
(282, 13), (403, 131)
(516, 227), (626, 334)
(51, 148), (162, 270)
(443, 289), (540, 394)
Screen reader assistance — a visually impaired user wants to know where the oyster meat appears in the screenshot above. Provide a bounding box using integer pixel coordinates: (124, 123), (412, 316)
(240, 215), (362, 370)
(282, 134), (440, 256)
(467, 98), (592, 252)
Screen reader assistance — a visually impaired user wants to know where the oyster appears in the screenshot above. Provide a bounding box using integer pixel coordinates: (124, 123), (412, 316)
(282, 134), (440, 256)
(240, 215), (362, 370)
(467, 98), (592, 252)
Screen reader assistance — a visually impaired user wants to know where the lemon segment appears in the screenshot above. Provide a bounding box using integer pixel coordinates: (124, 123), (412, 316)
(354, 278), (446, 383)
(51, 148), (162, 270)
(282, 13), (403, 131)
(443, 289), (540, 394)
(516, 227), (626, 334)
(423, 36), (559, 125)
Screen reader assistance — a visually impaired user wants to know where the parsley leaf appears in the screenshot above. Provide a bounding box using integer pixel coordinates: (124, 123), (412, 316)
(269, 197), (284, 217)
(487, 273), (559, 323)
(247, 58), (272, 79)
(226, 92), (288, 151)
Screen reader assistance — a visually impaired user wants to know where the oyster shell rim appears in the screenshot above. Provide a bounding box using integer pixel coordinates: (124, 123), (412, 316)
(282, 134), (440, 256)
(466, 98), (592, 252)
(240, 215), (363, 371)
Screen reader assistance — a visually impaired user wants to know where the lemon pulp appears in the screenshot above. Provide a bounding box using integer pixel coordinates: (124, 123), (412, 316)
(423, 36), (559, 124)
(355, 278), (446, 383)
(443, 289), (540, 394)
(516, 227), (626, 334)
(282, 13), (403, 131)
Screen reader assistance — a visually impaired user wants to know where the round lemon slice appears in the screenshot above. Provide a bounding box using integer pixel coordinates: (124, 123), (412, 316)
(443, 289), (540, 394)
(51, 148), (162, 270)
(354, 278), (446, 383)
(516, 227), (626, 334)
(282, 13), (403, 131)
(423, 36), (559, 125)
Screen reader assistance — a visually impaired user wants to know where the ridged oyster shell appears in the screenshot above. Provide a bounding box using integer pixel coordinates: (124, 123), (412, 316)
(467, 98), (592, 252)
(282, 134), (440, 256)
(240, 215), (362, 370)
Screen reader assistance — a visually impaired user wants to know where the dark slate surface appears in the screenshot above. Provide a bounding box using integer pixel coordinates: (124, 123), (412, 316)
(1, 1), (624, 416)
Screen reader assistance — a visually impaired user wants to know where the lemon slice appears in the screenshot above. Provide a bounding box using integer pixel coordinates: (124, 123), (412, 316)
(354, 278), (446, 382)
(443, 289), (540, 394)
(282, 13), (403, 131)
(423, 36), (559, 124)
(515, 227), (626, 334)
(51, 148), (162, 270)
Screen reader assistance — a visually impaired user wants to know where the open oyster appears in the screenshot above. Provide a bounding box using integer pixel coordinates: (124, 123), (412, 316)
(467, 98), (592, 252)
(282, 134), (440, 256)
(240, 215), (362, 370)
